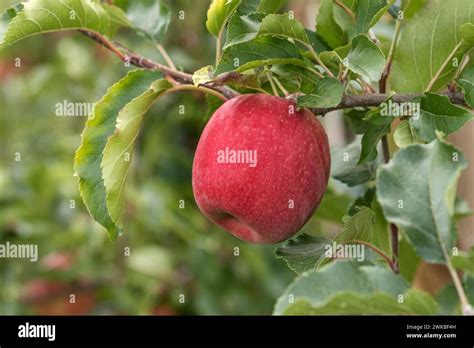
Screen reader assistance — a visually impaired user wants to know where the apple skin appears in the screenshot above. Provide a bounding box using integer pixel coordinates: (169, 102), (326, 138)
(192, 93), (330, 244)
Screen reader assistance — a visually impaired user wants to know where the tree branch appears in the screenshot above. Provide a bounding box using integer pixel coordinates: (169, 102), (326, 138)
(79, 30), (469, 112)
(311, 91), (467, 115)
(78, 30), (238, 99)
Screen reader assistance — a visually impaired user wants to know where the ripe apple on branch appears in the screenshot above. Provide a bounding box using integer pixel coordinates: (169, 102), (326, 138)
(1, 0), (473, 315)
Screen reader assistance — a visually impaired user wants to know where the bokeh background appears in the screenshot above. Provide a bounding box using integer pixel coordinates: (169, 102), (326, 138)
(0, 0), (472, 315)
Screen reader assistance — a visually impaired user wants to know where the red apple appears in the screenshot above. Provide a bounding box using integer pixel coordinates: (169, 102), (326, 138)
(192, 94), (330, 244)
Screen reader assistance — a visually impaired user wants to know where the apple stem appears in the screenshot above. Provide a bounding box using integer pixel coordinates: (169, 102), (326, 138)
(307, 45), (335, 78)
(265, 70), (280, 97)
(163, 84), (228, 101)
(273, 75), (290, 97)
(156, 43), (177, 70)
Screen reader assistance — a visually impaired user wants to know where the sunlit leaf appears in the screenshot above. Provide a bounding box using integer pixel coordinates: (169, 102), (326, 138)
(391, 0), (474, 92)
(74, 70), (163, 239)
(114, 0), (170, 43)
(102, 79), (172, 226)
(0, 0), (126, 50)
(206, 0), (241, 37)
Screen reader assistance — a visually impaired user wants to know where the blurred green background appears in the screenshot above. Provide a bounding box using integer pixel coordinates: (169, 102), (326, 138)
(0, 0), (298, 315)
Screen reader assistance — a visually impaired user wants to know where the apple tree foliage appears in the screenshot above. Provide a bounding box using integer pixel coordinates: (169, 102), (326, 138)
(1, 0), (473, 315)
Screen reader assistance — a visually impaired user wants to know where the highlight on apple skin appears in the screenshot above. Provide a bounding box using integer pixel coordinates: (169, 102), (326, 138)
(192, 93), (331, 244)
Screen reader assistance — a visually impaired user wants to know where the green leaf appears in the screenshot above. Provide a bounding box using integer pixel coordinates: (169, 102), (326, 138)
(275, 234), (330, 275)
(75, 70), (163, 239)
(102, 79), (172, 226)
(346, 34), (386, 81)
(224, 12), (311, 50)
(102, 3), (133, 28)
(274, 261), (438, 315)
(358, 108), (392, 164)
(297, 77), (343, 108)
(377, 137), (467, 263)
(258, 13), (309, 44)
(223, 12), (264, 49)
(393, 120), (424, 148)
(316, 0), (347, 49)
(332, 0), (356, 38)
(391, 0), (474, 92)
(452, 248), (474, 275)
(354, 0), (393, 35)
(257, 0), (286, 14)
(234, 0), (260, 14)
(278, 289), (438, 315)
(436, 284), (461, 314)
(0, 4), (23, 41)
(206, 0), (241, 37)
(347, 189), (391, 255)
(460, 23), (474, 48)
(215, 36), (303, 74)
(335, 206), (375, 244)
(277, 203), (389, 275)
(330, 141), (379, 186)
(401, 0), (427, 19)
(329, 0), (393, 39)
(271, 64), (320, 94)
(319, 50), (343, 74)
(236, 0), (285, 15)
(370, 196), (392, 255)
(457, 65), (474, 108)
(114, 0), (170, 43)
(0, 0), (124, 51)
(409, 92), (473, 142)
(347, 187), (376, 215)
(343, 108), (369, 134)
(398, 234), (421, 282)
(305, 29), (331, 53)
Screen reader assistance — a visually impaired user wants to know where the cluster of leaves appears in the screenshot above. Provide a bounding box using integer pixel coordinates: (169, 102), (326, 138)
(201, 0), (474, 314)
(1, 0), (473, 315)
